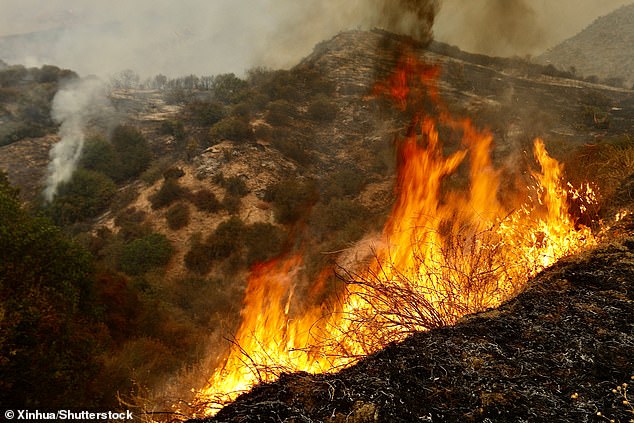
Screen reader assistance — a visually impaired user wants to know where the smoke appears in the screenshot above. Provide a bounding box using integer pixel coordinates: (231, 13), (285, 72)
(434, 0), (633, 57)
(0, 0), (436, 78)
(43, 78), (113, 201)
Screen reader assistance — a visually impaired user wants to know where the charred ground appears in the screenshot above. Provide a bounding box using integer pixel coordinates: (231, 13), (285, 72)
(192, 217), (634, 423)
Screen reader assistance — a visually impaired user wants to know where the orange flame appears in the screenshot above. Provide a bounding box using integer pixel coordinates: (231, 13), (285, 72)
(195, 54), (596, 413)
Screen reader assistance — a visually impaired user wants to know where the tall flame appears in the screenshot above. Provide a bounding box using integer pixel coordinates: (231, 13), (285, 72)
(195, 54), (596, 414)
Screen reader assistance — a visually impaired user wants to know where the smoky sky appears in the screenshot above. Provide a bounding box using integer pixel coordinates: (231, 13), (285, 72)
(0, 0), (435, 78)
(435, 0), (633, 57)
(0, 0), (630, 77)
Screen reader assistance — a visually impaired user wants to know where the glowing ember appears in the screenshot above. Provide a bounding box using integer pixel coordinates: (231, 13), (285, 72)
(195, 54), (596, 414)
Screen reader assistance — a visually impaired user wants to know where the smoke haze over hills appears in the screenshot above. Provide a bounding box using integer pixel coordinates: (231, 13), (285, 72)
(0, 0), (631, 78)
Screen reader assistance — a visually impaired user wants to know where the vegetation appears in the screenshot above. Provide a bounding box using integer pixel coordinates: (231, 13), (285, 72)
(118, 233), (174, 276)
(0, 172), (103, 407)
(209, 116), (254, 143)
(265, 178), (317, 224)
(149, 178), (188, 209)
(166, 202), (190, 230)
(48, 169), (117, 225)
(190, 189), (222, 213)
(0, 64), (77, 146)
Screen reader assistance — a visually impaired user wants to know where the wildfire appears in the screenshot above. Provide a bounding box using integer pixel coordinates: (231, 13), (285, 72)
(195, 54), (596, 414)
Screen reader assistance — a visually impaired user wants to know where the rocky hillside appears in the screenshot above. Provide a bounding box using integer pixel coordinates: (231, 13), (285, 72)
(538, 3), (634, 88)
(2, 29), (634, 412)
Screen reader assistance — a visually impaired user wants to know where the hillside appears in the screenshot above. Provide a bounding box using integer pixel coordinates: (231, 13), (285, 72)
(192, 218), (634, 422)
(2, 29), (634, 413)
(538, 3), (634, 88)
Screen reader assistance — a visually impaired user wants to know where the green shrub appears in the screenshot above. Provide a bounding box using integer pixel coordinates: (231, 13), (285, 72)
(80, 136), (118, 178)
(159, 119), (186, 142)
(118, 233), (174, 275)
(211, 73), (249, 104)
(110, 125), (152, 181)
(0, 173), (104, 407)
(190, 189), (221, 213)
(166, 202), (190, 230)
(49, 169), (116, 225)
(186, 101), (225, 126)
(149, 179), (187, 209)
(209, 117), (254, 143)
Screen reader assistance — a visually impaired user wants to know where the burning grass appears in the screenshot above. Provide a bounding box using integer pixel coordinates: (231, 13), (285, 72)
(193, 220), (634, 422)
(191, 53), (600, 417)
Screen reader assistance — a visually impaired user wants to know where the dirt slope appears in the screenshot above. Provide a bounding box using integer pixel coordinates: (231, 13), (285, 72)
(191, 217), (634, 422)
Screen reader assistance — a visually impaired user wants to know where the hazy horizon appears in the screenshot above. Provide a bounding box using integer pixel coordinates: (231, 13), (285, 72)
(0, 0), (632, 78)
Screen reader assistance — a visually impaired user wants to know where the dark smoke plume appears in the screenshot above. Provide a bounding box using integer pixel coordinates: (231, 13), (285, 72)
(375, 0), (438, 43)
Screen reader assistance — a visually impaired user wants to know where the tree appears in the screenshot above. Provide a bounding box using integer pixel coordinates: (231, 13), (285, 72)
(212, 73), (249, 104)
(0, 172), (104, 407)
(110, 125), (152, 181)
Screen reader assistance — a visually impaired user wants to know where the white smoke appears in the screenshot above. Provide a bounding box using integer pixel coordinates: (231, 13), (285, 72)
(43, 77), (112, 201)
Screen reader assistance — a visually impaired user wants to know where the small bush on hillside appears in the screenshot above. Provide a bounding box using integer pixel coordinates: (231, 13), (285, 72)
(266, 100), (297, 126)
(114, 208), (151, 241)
(110, 125), (152, 181)
(190, 189), (222, 213)
(271, 131), (311, 165)
(307, 94), (338, 122)
(265, 178), (317, 224)
(222, 193), (242, 214)
(149, 179), (187, 209)
(166, 202), (190, 230)
(223, 176), (249, 197)
(206, 217), (245, 260)
(186, 101), (225, 126)
(49, 169), (117, 225)
(321, 168), (368, 200)
(118, 233), (174, 276)
(209, 117), (253, 143)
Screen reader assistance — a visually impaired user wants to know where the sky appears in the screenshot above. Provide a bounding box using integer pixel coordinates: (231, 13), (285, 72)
(0, 0), (632, 78)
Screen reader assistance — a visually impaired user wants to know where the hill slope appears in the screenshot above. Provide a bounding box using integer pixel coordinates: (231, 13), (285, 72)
(193, 218), (634, 422)
(538, 3), (634, 87)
